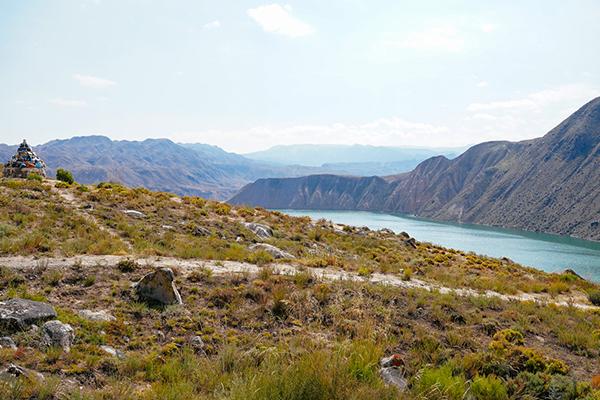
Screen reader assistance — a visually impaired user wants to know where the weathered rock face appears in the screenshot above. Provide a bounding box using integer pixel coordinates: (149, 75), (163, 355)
(2, 139), (47, 179)
(249, 243), (295, 259)
(42, 320), (75, 352)
(0, 299), (57, 333)
(243, 222), (273, 239)
(134, 268), (183, 305)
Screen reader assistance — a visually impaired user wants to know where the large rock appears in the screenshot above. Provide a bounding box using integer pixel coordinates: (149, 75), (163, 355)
(42, 320), (75, 352)
(0, 336), (17, 350)
(133, 268), (183, 305)
(78, 309), (116, 322)
(0, 299), (57, 333)
(379, 354), (407, 391)
(243, 222), (273, 239)
(249, 243), (295, 259)
(0, 363), (45, 383)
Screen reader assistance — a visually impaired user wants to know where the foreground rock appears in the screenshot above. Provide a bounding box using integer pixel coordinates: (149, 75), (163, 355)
(78, 309), (116, 322)
(249, 243), (295, 259)
(134, 268), (183, 305)
(100, 345), (125, 359)
(42, 320), (75, 352)
(379, 354), (407, 391)
(0, 298), (57, 333)
(0, 363), (44, 383)
(244, 222), (273, 239)
(0, 336), (17, 350)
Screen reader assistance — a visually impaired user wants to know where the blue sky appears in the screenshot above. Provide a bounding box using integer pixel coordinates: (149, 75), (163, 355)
(1, 0), (599, 152)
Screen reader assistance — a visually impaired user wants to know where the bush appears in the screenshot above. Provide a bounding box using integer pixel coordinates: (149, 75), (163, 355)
(56, 168), (74, 185)
(470, 375), (508, 400)
(27, 172), (43, 181)
(413, 364), (467, 400)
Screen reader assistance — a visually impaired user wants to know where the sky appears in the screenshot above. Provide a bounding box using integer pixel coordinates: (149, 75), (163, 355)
(1, 0), (599, 153)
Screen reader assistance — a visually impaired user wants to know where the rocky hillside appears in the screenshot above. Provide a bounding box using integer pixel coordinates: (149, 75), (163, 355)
(0, 177), (599, 399)
(231, 97), (600, 241)
(0, 136), (333, 200)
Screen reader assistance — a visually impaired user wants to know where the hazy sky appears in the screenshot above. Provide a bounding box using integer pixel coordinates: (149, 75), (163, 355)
(1, 0), (599, 152)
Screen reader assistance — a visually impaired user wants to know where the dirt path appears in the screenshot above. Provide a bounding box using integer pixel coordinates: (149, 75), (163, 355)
(1, 255), (596, 311)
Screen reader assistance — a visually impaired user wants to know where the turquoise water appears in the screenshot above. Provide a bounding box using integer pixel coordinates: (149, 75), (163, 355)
(279, 209), (600, 282)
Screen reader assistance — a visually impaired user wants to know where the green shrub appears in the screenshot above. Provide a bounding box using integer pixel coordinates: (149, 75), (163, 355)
(470, 375), (508, 400)
(27, 172), (43, 181)
(56, 168), (74, 184)
(413, 364), (467, 400)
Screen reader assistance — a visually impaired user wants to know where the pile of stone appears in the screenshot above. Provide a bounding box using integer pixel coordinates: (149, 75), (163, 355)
(3, 139), (47, 178)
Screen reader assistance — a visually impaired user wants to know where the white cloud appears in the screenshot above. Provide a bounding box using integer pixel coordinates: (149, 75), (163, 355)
(247, 4), (314, 38)
(49, 98), (87, 108)
(73, 74), (116, 89)
(463, 84), (600, 142)
(392, 24), (465, 52)
(480, 23), (497, 33)
(477, 81), (489, 88)
(175, 117), (449, 153)
(203, 20), (221, 30)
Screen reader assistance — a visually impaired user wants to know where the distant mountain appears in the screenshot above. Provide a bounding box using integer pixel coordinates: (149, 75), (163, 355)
(244, 144), (466, 168)
(0, 136), (332, 199)
(231, 97), (600, 241)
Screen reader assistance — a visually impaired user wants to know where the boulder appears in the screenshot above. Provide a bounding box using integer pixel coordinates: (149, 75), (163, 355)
(42, 320), (75, 352)
(0, 336), (17, 350)
(123, 210), (146, 218)
(78, 309), (116, 322)
(403, 237), (417, 249)
(379, 354), (407, 391)
(249, 243), (295, 259)
(188, 335), (206, 355)
(0, 363), (44, 383)
(133, 268), (183, 305)
(244, 222), (273, 239)
(0, 298), (57, 333)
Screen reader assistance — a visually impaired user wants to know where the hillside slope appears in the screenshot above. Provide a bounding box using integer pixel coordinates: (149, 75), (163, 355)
(0, 178), (599, 399)
(231, 97), (600, 241)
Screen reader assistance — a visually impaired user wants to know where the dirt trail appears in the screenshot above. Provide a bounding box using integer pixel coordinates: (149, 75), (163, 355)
(1, 255), (596, 311)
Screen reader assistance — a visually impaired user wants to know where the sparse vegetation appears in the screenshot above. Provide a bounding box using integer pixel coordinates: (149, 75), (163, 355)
(0, 178), (599, 399)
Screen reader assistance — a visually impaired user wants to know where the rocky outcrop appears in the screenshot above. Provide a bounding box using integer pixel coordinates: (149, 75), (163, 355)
(249, 243), (295, 259)
(42, 320), (75, 352)
(230, 97), (600, 241)
(134, 268), (183, 305)
(0, 299), (57, 332)
(243, 222), (273, 239)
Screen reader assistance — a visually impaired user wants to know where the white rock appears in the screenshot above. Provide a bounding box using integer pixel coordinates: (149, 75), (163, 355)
(78, 309), (116, 322)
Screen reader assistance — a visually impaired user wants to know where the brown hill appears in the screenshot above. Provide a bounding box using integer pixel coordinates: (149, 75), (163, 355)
(230, 97), (600, 241)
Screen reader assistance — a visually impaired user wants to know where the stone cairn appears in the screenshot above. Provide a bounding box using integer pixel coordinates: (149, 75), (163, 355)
(3, 140), (47, 178)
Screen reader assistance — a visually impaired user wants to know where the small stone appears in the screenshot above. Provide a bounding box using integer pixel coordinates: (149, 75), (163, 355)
(123, 210), (146, 218)
(0, 336), (17, 350)
(42, 320), (75, 352)
(100, 345), (125, 359)
(189, 336), (206, 354)
(0, 298), (57, 333)
(243, 222), (273, 239)
(249, 243), (295, 259)
(192, 226), (211, 236)
(78, 309), (116, 322)
(380, 354), (404, 368)
(133, 268), (183, 305)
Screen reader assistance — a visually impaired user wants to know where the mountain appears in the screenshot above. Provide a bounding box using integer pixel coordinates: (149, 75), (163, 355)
(230, 97), (600, 241)
(244, 144), (466, 167)
(0, 136), (333, 199)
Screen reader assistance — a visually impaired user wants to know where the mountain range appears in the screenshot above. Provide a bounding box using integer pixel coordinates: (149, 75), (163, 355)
(0, 137), (457, 200)
(230, 97), (600, 241)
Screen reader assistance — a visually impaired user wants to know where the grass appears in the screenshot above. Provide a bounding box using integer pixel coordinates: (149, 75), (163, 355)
(0, 178), (600, 399)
